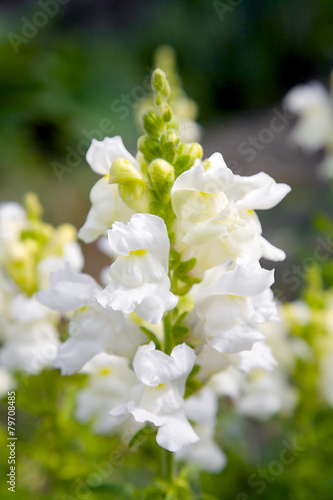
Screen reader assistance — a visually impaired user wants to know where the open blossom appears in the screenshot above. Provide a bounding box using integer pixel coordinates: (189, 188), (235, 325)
(37, 264), (146, 374)
(110, 342), (199, 452)
(75, 353), (137, 434)
(171, 153), (290, 268)
(96, 213), (178, 324)
(78, 136), (135, 243)
(192, 261), (277, 354)
(176, 387), (226, 472)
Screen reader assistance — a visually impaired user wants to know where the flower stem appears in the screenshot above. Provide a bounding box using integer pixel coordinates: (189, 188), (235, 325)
(163, 449), (175, 484)
(163, 312), (173, 355)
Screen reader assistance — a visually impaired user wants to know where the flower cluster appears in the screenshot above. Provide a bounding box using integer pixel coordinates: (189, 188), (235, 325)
(37, 69), (290, 462)
(284, 71), (333, 179)
(0, 193), (83, 376)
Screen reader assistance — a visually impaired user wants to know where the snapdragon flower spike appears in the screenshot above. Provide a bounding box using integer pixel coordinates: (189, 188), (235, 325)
(78, 136), (135, 243)
(110, 341), (199, 452)
(96, 213), (178, 324)
(193, 261), (277, 354)
(37, 264), (146, 374)
(171, 152), (291, 267)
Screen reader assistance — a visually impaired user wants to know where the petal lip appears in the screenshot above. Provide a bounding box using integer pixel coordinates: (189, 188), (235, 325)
(86, 136), (137, 176)
(133, 342), (196, 387)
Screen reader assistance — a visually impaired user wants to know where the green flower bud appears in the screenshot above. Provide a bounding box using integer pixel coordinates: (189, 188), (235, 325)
(143, 111), (163, 139)
(148, 159), (174, 201)
(24, 192), (43, 220)
(161, 103), (172, 122)
(109, 158), (152, 212)
(174, 142), (203, 176)
(152, 68), (171, 99)
(160, 130), (179, 164)
(109, 158), (144, 188)
(178, 142), (203, 161)
(137, 135), (161, 163)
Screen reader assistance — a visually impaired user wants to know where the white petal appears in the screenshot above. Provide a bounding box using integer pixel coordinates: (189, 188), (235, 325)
(37, 264), (100, 313)
(156, 413), (199, 452)
(227, 172), (291, 211)
(133, 342), (196, 387)
(107, 213), (170, 271)
(86, 136), (137, 175)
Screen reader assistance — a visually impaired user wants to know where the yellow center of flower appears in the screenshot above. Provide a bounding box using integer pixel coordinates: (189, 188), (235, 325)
(98, 367), (112, 376)
(129, 249), (147, 257)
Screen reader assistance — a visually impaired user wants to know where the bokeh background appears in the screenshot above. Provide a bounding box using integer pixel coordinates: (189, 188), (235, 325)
(1, 0), (333, 499)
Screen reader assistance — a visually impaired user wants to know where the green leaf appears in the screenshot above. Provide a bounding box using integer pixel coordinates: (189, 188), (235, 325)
(177, 274), (201, 285)
(170, 249), (181, 261)
(91, 483), (133, 498)
(128, 425), (156, 448)
(171, 283), (192, 296)
(140, 326), (162, 350)
(175, 258), (197, 275)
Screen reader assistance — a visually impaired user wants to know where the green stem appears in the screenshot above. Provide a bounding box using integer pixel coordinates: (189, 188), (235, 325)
(163, 312), (173, 355)
(163, 449), (175, 484)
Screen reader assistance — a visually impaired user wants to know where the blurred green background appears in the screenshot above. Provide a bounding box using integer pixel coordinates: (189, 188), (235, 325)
(1, 1), (333, 499)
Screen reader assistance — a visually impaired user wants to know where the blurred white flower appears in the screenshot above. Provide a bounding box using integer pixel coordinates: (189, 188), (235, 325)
(0, 294), (59, 374)
(236, 369), (298, 421)
(97, 213), (178, 324)
(0, 368), (16, 398)
(284, 81), (333, 152)
(110, 341), (199, 452)
(176, 387), (227, 472)
(75, 353), (137, 434)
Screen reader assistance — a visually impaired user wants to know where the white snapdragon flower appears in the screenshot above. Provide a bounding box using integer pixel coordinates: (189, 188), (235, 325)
(235, 369), (298, 421)
(176, 387), (226, 473)
(196, 343), (277, 402)
(192, 261), (278, 354)
(110, 342), (199, 452)
(0, 294), (59, 374)
(37, 264), (146, 374)
(171, 153), (290, 268)
(78, 136), (135, 243)
(284, 81), (333, 151)
(75, 353), (137, 434)
(96, 213), (178, 324)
